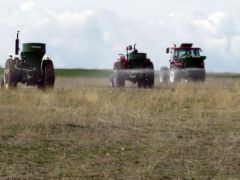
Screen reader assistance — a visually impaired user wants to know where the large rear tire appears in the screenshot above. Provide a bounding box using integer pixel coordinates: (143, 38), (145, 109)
(201, 71), (206, 82)
(112, 62), (125, 88)
(38, 61), (55, 89)
(137, 79), (144, 88)
(195, 70), (206, 82)
(4, 59), (17, 89)
(142, 62), (154, 88)
(185, 68), (206, 82)
(1, 77), (4, 89)
(45, 61), (55, 88)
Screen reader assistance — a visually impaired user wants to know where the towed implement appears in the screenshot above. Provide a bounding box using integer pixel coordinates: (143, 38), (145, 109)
(160, 43), (206, 83)
(1, 31), (55, 89)
(110, 44), (154, 88)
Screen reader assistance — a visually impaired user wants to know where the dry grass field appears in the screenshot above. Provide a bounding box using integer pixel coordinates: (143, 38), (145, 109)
(0, 75), (240, 179)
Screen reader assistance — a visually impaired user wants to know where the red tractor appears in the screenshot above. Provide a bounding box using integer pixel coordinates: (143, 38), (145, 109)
(110, 44), (154, 88)
(160, 43), (206, 83)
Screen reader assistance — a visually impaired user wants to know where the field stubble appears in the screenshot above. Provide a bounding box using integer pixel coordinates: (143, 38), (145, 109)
(0, 77), (240, 179)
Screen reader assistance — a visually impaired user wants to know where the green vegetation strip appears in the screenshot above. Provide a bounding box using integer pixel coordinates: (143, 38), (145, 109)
(208, 73), (240, 79)
(1, 67), (240, 78)
(55, 69), (112, 78)
(0, 68), (112, 78)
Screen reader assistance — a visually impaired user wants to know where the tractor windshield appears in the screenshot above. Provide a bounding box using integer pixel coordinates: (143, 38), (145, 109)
(175, 49), (200, 59)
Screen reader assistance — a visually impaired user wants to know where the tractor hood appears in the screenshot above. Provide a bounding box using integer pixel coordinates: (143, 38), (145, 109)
(21, 43), (46, 69)
(180, 56), (206, 61)
(128, 52), (147, 68)
(179, 56), (206, 68)
(22, 43), (46, 54)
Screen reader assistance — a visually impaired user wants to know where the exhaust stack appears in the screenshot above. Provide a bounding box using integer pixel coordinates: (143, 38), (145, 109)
(15, 31), (20, 55)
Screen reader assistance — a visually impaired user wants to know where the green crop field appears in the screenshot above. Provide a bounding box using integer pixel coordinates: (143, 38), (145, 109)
(0, 68), (112, 79)
(55, 69), (240, 79)
(55, 69), (112, 78)
(1, 67), (240, 79)
(0, 69), (240, 179)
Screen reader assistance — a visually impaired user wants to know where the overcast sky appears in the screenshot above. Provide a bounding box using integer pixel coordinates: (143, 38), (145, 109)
(0, 0), (239, 72)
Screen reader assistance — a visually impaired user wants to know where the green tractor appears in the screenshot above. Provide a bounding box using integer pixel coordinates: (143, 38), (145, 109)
(160, 43), (206, 83)
(110, 44), (154, 88)
(1, 31), (55, 89)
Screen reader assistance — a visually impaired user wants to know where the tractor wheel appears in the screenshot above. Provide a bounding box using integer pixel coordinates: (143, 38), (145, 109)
(137, 79), (144, 88)
(159, 67), (169, 84)
(38, 61), (55, 89)
(169, 68), (181, 83)
(112, 62), (125, 88)
(197, 70), (206, 82)
(4, 59), (17, 89)
(185, 69), (206, 82)
(45, 61), (55, 88)
(1, 77), (4, 89)
(141, 63), (154, 88)
(201, 72), (206, 82)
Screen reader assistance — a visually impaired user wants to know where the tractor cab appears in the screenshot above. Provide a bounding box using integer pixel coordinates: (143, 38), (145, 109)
(167, 43), (206, 69)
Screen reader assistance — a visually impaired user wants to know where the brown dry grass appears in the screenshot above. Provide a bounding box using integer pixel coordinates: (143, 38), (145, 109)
(0, 77), (240, 179)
